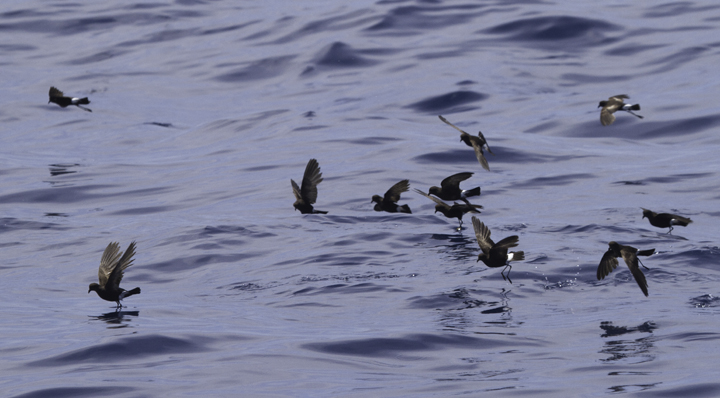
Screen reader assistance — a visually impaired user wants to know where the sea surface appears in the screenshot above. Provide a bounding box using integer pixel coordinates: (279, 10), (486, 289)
(1, 0), (720, 397)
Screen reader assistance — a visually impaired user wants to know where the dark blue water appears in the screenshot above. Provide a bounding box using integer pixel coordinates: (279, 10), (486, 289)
(2, 1), (720, 397)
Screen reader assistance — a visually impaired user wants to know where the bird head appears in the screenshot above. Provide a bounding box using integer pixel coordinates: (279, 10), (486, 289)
(641, 208), (652, 219)
(428, 187), (441, 196)
(371, 195), (382, 204)
(477, 253), (487, 263)
(598, 101), (607, 108)
(88, 283), (100, 293)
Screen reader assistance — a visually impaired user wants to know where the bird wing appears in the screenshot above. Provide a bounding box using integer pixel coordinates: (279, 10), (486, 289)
(384, 179), (409, 203)
(477, 131), (493, 154)
(471, 140), (490, 171)
(597, 249), (619, 280)
(438, 115), (467, 134)
(291, 179), (302, 201)
(610, 94), (629, 100)
(300, 159), (323, 205)
(441, 172), (473, 190)
(107, 241), (137, 290)
(413, 188), (450, 210)
(600, 108), (616, 126)
(98, 242), (122, 287)
(49, 87), (64, 97)
(471, 216), (494, 254)
(621, 249), (648, 296)
(493, 235), (520, 251)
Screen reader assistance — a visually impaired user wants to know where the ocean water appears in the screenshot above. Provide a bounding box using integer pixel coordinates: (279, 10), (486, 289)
(1, 0), (720, 396)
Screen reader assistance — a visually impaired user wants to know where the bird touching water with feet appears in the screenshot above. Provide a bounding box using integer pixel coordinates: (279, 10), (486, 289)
(292, 159), (327, 214)
(88, 241), (141, 309)
(472, 217), (524, 283)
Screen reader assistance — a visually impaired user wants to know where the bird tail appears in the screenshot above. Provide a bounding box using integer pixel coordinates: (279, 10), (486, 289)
(399, 204), (412, 214)
(511, 251), (525, 261)
(637, 249), (655, 257)
(121, 287), (141, 299)
(464, 187), (481, 198)
(627, 104), (640, 111)
(77, 97), (90, 105)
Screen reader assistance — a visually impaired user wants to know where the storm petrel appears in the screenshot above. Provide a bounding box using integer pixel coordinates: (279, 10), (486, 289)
(428, 172), (480, 205)
(372, 179), (412, 214)
(88, 241), (141, 309)
(48, 87), (92, 112)
(413, 188), (481, 229)
(641, 208), (692, 234)
(438, 115), (493, 171)
(598, 95), (642, 126)
(597, 241), (655, 297)
(292, 158), (327, 214)
(471, 216), (524, 283)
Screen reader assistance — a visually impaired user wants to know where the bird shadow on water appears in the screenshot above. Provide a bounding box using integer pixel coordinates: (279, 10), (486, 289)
(90, 310), (139, 327)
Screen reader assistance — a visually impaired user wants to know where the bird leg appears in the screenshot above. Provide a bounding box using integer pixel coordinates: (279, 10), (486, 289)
(666, 226), (674, 234)
(638, 258), (651, 271)
(626, 110), (643, 119)
(501, 264), (513, 284)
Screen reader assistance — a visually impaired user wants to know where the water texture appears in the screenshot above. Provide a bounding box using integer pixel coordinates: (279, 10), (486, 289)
(1, 0), (719, 397)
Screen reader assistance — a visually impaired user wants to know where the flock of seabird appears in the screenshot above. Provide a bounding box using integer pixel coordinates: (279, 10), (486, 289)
(47, 88), (692, 307)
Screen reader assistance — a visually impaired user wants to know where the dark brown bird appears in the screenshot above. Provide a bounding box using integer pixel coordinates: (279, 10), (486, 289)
(641, 208), (692, 234)
(428, 172), (480, 205)
(292, 158), (327, 214)
(472, 216), (524, 283)
(372, 179), (411, 213)
(438, 115), (493, 171)
(413, 188), (481, 229)
(598, 94), (642, 126)
(597, 241), (655, 297)
(88, 241), (141, 309)
(48, 87), (91, 112)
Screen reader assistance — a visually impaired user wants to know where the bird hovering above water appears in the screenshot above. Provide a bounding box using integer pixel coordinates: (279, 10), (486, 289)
(641, 208), (692, 234)
(292, 158), (327, 214)
(597, 241), (655, 297)
(88, 241), (141, 309)
(414, 188), (481, 229)
(428, 172), (481, 205)
(471, 217), (524, 283)
(48, 86), (92, 112)
(438, 115), (493, 171)
(372, 179), (412, 213)
(598, 94), (642, 126)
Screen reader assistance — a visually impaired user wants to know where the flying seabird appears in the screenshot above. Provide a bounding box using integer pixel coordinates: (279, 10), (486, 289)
(472, 216), (524, 283)
(88, 241), (141, 309)
(598, 94), (642, 126)
(438, 115), (493, 171)
(428, 172), (480, 205)
(292, 159), (328, 214)
(48, 86), (92, 112)
(414, 188), (481, 229)
(597, 241), (655, 297)
(372, 179), (412, 213)
(641, 208), (692, 234)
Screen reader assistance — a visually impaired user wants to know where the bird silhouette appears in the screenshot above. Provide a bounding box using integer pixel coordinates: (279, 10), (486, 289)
(292, 159), (327, 214)
(472, 217), (524, 283)
(88, 241), (141, 309)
